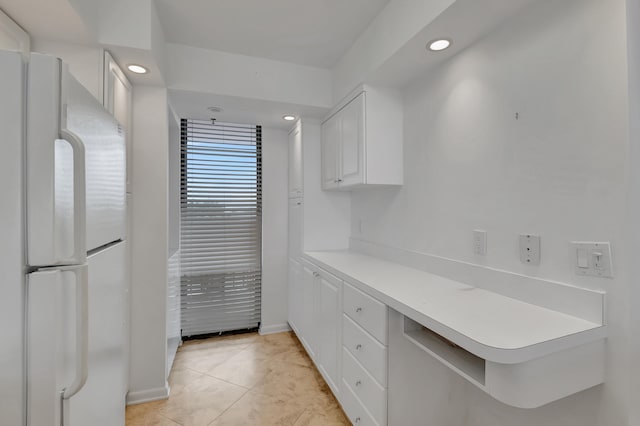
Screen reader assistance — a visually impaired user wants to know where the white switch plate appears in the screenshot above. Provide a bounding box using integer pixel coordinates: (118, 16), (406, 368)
(520, 234), (541, 265)
(572, 242), (613, 278)
(473, 230), (487, 255)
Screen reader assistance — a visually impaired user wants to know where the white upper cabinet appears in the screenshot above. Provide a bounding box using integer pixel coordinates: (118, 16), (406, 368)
(322, 114), (340, 189)
(321, 85), (403, 190)
(288, 120), (303, 198)
(338, 94), (365, 187)
(103, 51), (132, 192)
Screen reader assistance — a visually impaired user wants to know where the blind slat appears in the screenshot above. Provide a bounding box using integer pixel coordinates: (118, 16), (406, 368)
(181, 119), (262, 337)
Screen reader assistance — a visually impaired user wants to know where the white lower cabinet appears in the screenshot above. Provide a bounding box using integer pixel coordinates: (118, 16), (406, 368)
(288, 258), (303, 335)
(342, 348), (387, 424)
(290, 260), (388, 426)
(340, 378), (380, 426)
(301, 264), (319, 358)
(319, 271), (342, 395)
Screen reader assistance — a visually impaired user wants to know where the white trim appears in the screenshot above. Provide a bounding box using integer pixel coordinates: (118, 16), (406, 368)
(0, 8), (30, 56)
(259, 323), (291, 335)
(126, 383), (170, 405)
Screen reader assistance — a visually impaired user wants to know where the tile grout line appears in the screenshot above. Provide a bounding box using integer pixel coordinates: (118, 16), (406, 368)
(199, 370), (252, 390)
(157, 412), (184, 426)
(291, 408), (311, 426)
(205, 387), (252, 426)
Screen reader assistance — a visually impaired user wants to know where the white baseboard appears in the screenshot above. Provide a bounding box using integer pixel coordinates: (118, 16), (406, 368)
(259, 322), (291, 335)
(126, 382), (170, 405)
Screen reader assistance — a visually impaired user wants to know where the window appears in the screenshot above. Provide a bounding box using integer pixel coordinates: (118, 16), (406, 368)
(180, 119), (262, 337)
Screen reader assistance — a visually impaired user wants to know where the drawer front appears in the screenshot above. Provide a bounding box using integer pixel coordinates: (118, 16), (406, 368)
(342, 348), (387, 424)
(343, 315), (387, 386)
(343, 282), (388, 344)
(340, 378), (381, 426)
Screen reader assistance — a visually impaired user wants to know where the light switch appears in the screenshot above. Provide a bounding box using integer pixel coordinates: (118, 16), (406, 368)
(577, 248), (589, 268)
(571, 242), (613, 278)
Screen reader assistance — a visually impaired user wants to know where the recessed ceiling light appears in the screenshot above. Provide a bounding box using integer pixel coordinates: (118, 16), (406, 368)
(283, 115), (296, 121)
(127, 64), (148, 74)
(428, 39), (451, 52)
(207, 106), (223, 113)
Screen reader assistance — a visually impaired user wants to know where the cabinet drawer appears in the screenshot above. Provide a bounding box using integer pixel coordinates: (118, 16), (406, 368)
(340, 378), (381, 426)
(343, 282), (388, 344)
(342, 348), (386, 424)
(343, 315), (387, 386)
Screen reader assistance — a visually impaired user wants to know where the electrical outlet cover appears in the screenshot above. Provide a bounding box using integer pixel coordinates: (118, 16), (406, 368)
(571, 242), (613, 278)
(473, 230), (487, 255)
(520, 234), (541, 266)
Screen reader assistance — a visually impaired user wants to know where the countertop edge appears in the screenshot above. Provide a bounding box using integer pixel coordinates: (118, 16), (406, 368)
(302, 251), (607, 364)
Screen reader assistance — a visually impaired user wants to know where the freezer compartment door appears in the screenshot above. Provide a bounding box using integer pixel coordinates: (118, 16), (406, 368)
(67, 242), (127, 426)
(27, 264), (88, 426)
(63, 67), (126, 251)
(27, 54), (87, 266)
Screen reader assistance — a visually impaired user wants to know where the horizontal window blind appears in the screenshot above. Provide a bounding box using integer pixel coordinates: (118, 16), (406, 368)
(180, 119), (262, 337)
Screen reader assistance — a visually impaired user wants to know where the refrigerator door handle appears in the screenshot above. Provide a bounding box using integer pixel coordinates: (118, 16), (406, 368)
(60, 129), (87, 264)
(62, 264), (89, 400)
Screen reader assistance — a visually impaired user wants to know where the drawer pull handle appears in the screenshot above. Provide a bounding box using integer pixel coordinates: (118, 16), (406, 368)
(355, 307), (363, 313)
(355, 380), (362, 387)
(355, 344), (362, 351)
(313, 272), (320, 277)
(355, 417), (361, 423)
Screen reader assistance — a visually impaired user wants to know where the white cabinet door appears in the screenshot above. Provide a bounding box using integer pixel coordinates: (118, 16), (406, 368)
(321, 114), (340, 190)
(103, 51), (132, 192)
(319, 272), (342, 396)
(288, 122), (303, 198)
(301, 265), (318, 359)
(288, 258), (303, 334)
(339, 92), (365, 187)
(288, 199), (303, 260)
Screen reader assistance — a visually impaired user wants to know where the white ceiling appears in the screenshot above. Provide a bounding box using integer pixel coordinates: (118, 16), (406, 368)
(168, 89), (328, 130)
(155, 0), (390, 69)
(0, 0), (94, 43)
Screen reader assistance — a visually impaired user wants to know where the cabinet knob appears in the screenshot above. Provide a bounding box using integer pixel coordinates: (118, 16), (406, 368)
(355, 380), (362, 387)
(355, 307), (363, 313)
(355, 344), (362, 351)
(337, 179), (343, 182)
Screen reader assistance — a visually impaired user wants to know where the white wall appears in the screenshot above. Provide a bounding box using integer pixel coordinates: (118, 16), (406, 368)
(302, 120), (351, 251)
(166, 43), (332, 108)
(260, 127), (290, 334)
(128, 86), (170, 403)
(166, 106), (181, 374)
(332, 0), (454, 102)
(0, 8), (29, 54)
(31, 39), (104, 103)
(351, 0), (630, 424)
(626, 0), (640, 423)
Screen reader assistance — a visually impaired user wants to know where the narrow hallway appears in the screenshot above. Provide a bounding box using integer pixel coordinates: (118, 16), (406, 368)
(126, 332), (349, 425)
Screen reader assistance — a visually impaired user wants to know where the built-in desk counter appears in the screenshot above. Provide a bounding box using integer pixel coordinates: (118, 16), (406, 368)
(304, 250), (607, 409)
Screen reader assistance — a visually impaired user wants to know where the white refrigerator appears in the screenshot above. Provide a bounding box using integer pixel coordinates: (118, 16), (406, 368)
(0, 51), (127, 425)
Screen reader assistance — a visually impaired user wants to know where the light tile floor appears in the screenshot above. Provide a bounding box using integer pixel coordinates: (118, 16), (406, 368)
(126, 331), (350, 426)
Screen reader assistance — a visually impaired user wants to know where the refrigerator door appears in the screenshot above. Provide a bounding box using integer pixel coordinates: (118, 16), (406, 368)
(27, 265), (88, 426)
(63, 67), (126, 252)
(27, 53), (86, 267)
(27, 53), (126, 266)
(67, 242), (127, 426)
(0, 49), (25, 426)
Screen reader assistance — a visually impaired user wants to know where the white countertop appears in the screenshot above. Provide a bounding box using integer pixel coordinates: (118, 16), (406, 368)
(304, 250), (607, 364)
